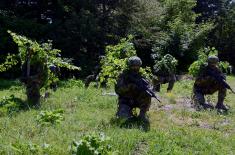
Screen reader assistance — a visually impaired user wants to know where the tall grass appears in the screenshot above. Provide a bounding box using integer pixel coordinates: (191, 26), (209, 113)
(0, 77), (234, 154)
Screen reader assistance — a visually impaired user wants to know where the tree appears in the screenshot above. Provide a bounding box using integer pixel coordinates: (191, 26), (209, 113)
(151, 0), (213, 71)
(194, 0), (226, 22)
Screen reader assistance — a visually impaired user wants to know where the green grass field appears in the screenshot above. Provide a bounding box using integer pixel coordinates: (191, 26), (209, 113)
(0, 77), (234, 155)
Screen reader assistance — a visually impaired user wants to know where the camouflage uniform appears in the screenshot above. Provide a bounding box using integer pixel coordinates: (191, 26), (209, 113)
(152, 54), (177, 92)
(193, 56), (228, 111)
(115, 56), (151, 120)
(152, 74), (176, 92)
(21, 48), (47, 106)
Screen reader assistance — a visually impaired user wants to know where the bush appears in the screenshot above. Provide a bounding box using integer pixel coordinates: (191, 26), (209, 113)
(58, 79), (84, 88)
(99, 35), (152, 87)
(0, 95), (25, 116)
(9, 142), (53, 154)
(71, 133), (118, 155)
(36, 109), (64, 125)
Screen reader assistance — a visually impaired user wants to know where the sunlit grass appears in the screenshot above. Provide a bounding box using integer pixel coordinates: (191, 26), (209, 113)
(0, 76), (234, 154)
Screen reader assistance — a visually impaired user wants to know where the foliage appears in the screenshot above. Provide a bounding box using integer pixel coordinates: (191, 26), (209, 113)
(130, 0), (164, 39)
(71, 133), (117, 155)
(0, 94), (24, 116)
(99, 35), (152, 86)
(0, 31), (80, 89)
(36, 109), (64, 125)
(153, 54), (178, 75)
(209, 2), (235, 67)
(188, 47), (230, 77)
(151, 0), (213, 70)
(194, 0), (228, 22)
(0, 0), (234, 76)
(10, 142), (53, 154)
(0, 54), (18, 72)
(58, 79), (84, 88)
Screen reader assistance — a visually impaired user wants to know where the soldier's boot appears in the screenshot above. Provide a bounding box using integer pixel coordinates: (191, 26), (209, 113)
(138, 110), (149, 123)
(202, 102), (214, 109)
(215, 103), (229, 111)
(167, 81), (175, 93)
(116, 103), (133, 120)
(215, 88), (228, 111)
(193, 91), (214, 110)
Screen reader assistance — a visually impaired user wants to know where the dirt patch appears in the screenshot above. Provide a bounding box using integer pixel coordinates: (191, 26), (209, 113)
(151, 96), (195, 112)
(131, 140), (149, 155)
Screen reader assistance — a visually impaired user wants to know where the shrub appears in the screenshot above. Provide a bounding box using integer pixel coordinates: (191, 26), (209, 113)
(0, 95), (25, 116)
(71, 133), (117, 155)
(37, 109), (64, 125)
(10, 142), (52, 154)
(99, 35), (152, 87)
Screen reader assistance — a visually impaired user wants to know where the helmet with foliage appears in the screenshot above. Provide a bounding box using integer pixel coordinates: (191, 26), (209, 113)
(153, 54), (178, 75)
(128, 56), (142, 67)
(208, 55), (219, 64)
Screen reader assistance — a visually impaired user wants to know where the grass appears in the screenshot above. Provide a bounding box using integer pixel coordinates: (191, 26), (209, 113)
(0, 76), (235, 154)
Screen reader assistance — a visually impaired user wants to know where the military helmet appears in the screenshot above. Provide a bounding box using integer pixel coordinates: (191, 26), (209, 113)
(128, 56), (142, 67)
(208, 55), (219, 64)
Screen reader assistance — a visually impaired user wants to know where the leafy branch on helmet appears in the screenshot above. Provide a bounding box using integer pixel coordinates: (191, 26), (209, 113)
(99, 35), (152, 87)
(153, 54), (178, 76)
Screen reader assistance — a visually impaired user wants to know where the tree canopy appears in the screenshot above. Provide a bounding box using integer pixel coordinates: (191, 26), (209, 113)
(0, 0), (234, 78)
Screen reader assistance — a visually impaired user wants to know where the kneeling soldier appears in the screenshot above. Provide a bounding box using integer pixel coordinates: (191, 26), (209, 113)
(193, 56), (233, 111)
(115, 56), (152, 122)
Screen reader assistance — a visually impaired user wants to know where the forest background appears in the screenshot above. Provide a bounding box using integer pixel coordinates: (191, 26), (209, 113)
(0, 0), (235, 78)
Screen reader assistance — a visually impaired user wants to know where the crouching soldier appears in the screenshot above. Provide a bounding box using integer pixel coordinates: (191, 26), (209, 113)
(115, 56), (152, 122)
(152, 54), (177, 93)
(193, 56), (234, 111)
(152, 74), (176, 93)
(20, 44), (47, 107)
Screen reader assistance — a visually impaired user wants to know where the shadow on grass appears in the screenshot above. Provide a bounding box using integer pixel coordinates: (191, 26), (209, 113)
(110, 117), (150, 132)
(0, 95), (35, 117)
(0, 79), (22, 90)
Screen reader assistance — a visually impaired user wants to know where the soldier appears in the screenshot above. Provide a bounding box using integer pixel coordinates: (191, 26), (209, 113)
(20, 45), (47, 107)
(152, 54), (177, 93)
(84, 65), (100, 88)
(115, 56), (152, 122)
(85, 56), (106, 88)
(193, 56), (231, 111)
(152, 74), (176, 93)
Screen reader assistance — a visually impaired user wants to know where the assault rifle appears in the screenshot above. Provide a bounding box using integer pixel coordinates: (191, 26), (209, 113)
(207, 68), (235, 94)
(128, 74), (161, 102)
